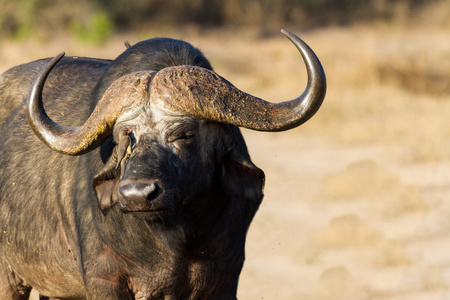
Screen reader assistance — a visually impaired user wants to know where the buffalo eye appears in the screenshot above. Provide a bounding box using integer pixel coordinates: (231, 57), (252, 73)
(167, 130), (195, 143)
(166, 122), (198, 146)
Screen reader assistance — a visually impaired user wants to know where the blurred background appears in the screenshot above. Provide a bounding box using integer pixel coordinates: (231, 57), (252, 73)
(1, 1), (450, 299)
(0, 0), (448, 41)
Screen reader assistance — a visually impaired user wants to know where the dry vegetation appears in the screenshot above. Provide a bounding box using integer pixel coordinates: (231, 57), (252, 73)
(1, 1), (450, 299)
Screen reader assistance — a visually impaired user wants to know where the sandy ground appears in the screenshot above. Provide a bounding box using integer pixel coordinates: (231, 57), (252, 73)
(1, 24), (450, 299)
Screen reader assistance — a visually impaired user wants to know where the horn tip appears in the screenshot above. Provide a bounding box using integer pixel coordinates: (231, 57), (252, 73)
(49, 52), (66, 66)
(280, 29), (302, 43)
(280, 28), (293, 37)
(54, 52), (66, 60)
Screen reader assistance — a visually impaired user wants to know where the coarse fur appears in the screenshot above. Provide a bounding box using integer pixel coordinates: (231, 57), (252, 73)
(0, 38), (264, 299)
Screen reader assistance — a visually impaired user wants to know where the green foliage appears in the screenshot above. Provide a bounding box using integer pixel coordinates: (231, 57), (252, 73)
(0, 0), (444, 43)
(69, 13), (113, 45)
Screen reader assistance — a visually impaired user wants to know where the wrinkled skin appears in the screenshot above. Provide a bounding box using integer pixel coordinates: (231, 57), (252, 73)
(0, 39), (263, 299)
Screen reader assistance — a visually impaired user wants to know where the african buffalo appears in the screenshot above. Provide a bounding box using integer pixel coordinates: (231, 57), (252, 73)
(0, 29), (326, 299)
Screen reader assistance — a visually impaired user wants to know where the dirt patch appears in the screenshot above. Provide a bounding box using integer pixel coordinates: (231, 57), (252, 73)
(310, 266), (367, 300)
(320, 159), (428, 218)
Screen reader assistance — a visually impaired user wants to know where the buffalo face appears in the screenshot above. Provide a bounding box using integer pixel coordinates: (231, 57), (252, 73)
(93, 108), (236, 221)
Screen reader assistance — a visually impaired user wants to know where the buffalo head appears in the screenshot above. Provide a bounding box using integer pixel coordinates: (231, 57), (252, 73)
(26, 29), (326, 221)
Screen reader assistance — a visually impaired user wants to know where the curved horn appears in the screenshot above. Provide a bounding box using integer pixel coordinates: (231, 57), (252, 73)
(27, 53), (154, 155)
(150, 29), (326, 131)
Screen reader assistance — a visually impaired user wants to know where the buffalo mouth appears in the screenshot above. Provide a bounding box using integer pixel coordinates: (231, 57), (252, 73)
(120, 206), (174, 222)
(118, 199), (174, 221)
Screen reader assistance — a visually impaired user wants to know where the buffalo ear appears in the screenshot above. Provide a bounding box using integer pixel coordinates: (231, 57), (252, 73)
(222, 151), (265, 205)
(93, 149), (120, 214)
(219, 126), (265, 223)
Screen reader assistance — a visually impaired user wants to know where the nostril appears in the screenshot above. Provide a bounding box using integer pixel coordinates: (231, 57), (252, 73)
(141, 183), (160, 202)
(140, 183), (156, 198)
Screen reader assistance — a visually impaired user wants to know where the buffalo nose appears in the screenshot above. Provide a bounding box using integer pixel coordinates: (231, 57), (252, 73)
(118, 182), (160, 211)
